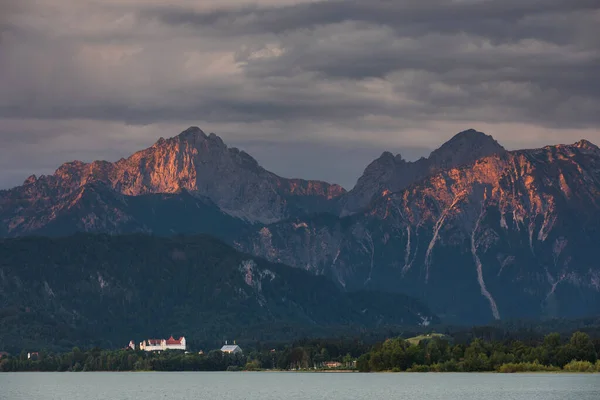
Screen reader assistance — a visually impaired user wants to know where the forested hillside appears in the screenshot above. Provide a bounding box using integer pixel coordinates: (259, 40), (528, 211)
(0, 234), (435, 352)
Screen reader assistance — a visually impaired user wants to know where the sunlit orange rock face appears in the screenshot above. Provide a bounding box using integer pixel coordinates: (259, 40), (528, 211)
(244, 138), (600, 324)
(0, 127), (346, 235)
(375, 141), (600, 227)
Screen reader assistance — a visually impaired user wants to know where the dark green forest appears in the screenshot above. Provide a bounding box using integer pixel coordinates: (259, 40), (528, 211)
(357, 331), (600, 372)
(2, 331), (600, 373)
(0, 234), (435, 353)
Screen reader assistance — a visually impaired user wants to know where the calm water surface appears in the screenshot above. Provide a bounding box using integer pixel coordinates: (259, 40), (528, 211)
(1, 372), (599, 400)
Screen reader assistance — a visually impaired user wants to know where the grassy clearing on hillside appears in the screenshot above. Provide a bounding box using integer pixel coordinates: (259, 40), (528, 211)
(406, 333), (451, 345)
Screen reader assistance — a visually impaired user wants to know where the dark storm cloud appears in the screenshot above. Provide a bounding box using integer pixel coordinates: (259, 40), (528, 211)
(143, 0), (600, 126)
(3, 0), (598, 127)
(150, 0), (599, 44)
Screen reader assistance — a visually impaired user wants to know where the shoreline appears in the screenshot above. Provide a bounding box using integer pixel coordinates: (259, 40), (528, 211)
(2, 370), (599, 374)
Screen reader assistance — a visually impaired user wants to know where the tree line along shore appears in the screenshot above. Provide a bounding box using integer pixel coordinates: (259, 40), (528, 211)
(1, 331), (599, 373)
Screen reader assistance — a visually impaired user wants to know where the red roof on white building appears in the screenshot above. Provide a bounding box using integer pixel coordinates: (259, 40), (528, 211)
(165, 336), (184, 345)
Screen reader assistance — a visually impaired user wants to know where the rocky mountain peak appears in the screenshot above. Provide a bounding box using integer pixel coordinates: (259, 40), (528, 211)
(23, 175), (37, 185)
(541, 139), (600, 157)
(446, 128), (489, 141)
(340, 129), (506, 215)
(573, 139), (599, 152)
(428, 129), (505, 169)
(149, 127), (213, 147)
(53, 160), (89, 184)
(369, 151), (405, 168)
(378, 151), (397, 160)
(164, 127), (229, 152)
(437, 128), (503, 151)
(358, 151), (408, 177)
(177, 126), (206, 138)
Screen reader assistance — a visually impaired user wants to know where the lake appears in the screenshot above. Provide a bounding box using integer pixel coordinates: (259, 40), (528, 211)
(1, 372), (599, 400)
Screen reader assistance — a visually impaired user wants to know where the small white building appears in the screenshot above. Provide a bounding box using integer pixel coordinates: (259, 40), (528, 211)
(221, 345), (243, 354)
(140, 336), (186, 352)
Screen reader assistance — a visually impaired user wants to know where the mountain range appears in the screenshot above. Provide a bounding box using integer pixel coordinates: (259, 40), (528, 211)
(0, 126), (343, 237)
(244, 137), (600, 323)
(1, 127), (599, 327)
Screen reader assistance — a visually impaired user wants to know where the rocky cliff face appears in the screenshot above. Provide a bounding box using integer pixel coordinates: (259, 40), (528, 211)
(338, 129), (506, 215)
(0, 127), (345, 236)
(241, 140), (600, 323)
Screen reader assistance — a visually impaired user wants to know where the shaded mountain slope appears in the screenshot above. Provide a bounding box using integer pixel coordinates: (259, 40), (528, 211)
(0, 182), (251, 242)
(0, 234), (435, 351)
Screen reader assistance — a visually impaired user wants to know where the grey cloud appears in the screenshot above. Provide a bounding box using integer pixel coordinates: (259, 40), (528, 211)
(0, 0), (21, 43)
(0, 75), (401, 124)
(147, 0), (600, 126)
(3, 0), (597, 128)
(0, 0), (599, 189)
(150, 0), (600, 44)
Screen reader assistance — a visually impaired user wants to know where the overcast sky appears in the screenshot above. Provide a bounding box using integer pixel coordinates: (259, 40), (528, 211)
(1, 0), (599, 189)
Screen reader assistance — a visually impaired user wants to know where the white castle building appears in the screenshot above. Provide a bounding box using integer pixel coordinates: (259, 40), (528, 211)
(139, 336), (186, 352)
